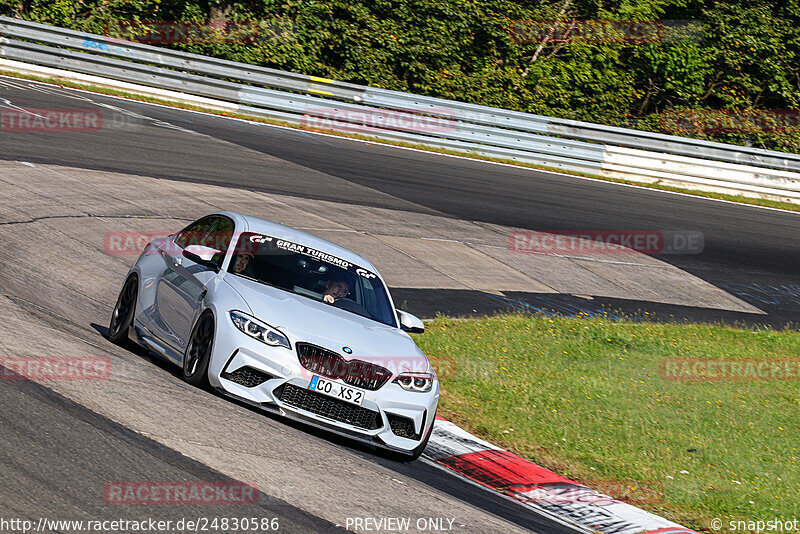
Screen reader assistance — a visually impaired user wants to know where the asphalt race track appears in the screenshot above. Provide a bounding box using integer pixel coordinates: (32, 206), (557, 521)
(2, 77), (799, 326)
(0, 75), (798, 533)
(0, 369), (341, 532)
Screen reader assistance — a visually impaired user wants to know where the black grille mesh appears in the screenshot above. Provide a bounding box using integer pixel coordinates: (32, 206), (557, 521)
(275, 384), (381, 430)
(387, 413), (420, 439)
(221, 366), (272, 388)
(296, 343), (392, 391)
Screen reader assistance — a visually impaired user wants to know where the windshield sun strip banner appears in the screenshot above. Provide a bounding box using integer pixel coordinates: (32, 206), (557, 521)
(246, 233), (379, 279)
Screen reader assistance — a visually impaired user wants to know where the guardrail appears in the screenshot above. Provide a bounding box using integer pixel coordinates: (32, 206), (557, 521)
(1, 16), (799, 201)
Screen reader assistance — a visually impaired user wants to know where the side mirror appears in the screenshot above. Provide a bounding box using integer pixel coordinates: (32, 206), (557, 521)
(183, 245), (221, 273)
(397, 310), (425, 334)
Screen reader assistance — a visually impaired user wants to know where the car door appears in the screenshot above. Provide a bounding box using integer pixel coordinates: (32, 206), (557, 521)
(154, 215), (234, 353)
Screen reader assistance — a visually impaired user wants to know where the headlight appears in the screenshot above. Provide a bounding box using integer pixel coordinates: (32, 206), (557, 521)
(393, 372), (434, 392)
(229, 311), (290, 349)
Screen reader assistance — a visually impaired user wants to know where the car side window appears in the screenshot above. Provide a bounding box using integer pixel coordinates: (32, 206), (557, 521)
(174, 216), (235, 267)
(204, 217), (234, 266)
(175, 217), (215, 250)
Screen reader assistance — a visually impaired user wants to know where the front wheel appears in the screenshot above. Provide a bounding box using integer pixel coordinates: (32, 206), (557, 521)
(108, 275), (138, 345)
(183, 312), (215, 387)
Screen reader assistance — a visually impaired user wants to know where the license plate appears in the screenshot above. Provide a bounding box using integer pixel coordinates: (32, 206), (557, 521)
(309, 375), (365, 406)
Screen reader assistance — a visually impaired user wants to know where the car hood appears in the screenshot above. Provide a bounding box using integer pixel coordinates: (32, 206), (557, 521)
(224, 275), (430, 374)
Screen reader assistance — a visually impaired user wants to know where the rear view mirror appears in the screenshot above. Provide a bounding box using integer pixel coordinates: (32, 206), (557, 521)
(397, 310), (425, 334)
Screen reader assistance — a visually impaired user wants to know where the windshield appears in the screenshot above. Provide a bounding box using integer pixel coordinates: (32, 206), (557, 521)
(228, 232), (397, 327)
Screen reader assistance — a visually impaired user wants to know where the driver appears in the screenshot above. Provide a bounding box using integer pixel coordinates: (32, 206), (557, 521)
(323, 277), (351, 304)
(232, 253), (254, 276)
(230, 238), (259, 277)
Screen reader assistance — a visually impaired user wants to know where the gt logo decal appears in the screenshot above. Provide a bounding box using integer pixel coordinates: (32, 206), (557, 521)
(356, 268), (376, 279)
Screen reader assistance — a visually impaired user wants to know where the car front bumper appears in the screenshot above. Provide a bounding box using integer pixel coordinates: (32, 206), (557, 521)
(209, 324), (439, 454)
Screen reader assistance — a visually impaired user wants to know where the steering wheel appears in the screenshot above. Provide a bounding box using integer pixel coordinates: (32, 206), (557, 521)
(332, 297), (370, 316)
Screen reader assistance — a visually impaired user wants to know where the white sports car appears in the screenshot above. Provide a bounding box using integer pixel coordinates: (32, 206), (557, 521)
(109, 211), (438, 460)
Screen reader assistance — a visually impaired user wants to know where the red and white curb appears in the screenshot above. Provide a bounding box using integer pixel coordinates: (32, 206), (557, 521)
(425, 416), (699, 534)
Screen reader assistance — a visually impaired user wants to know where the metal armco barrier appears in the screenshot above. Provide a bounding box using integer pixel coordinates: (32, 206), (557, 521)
(2, 16), (799, 201)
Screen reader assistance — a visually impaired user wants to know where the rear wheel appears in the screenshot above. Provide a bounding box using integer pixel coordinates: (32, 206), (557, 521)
(183, 312), (215, 387)
(108, 275), (138, 345)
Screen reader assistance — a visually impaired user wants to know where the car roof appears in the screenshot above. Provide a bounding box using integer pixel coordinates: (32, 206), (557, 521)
(215, 211), (381, 274)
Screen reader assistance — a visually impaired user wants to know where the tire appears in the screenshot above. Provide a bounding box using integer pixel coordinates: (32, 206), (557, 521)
(108, 275), (138, 345)
(183, 311), (215, 388)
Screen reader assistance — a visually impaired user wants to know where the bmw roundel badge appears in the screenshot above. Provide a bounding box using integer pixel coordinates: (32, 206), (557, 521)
(342, 347), (353, 354)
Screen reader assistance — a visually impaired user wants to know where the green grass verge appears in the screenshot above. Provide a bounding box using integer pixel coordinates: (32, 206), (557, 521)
(415, 313), (799, 531)
(1, 68), (799, 214)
